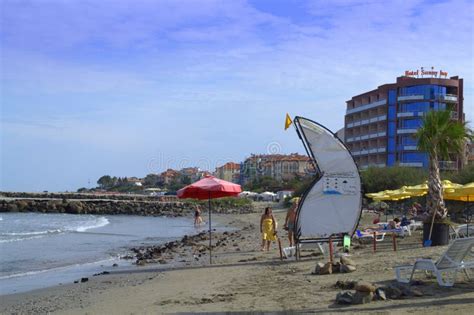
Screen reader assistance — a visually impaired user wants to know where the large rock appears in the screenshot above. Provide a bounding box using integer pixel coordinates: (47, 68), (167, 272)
(410, 288), (424, 297)
(375, 288), (387, 300)
(352, 291), (373, 304)
(335, 291), (354, 305)
(320, 262), (333, 275)
(355, 282), (376, 293)
(340, 256), (356, 266)
(313, 262), (325, 275)
(340, 264), (357, 273)
(335, 280), (357, 290)
(384, 285), (402, 299)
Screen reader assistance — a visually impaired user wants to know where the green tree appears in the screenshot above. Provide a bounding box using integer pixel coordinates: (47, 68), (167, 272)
(97, 175), (113, 189)
(416, 110), (472, 219)
(144, 174), (161, 187)
(181, 175), (191, 185)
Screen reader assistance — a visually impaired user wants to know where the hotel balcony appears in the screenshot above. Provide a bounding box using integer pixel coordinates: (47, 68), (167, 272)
(401, 145), (418, 151)
(439, 160), (457, 170)
(439, 94), (458, 102)
(397, 95), (424, 102)
(346, 131), (387, 143)
(397, 128), (418, 134)
(351, 147), (386, 156)
(359, 163), (386, 169)
(346, 115), (387, 128)
(399, 162), (424, 167)
(346, 99), (387, 115)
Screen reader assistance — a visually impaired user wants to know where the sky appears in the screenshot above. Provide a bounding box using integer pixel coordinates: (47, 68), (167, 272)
(1, 0), (473, 192)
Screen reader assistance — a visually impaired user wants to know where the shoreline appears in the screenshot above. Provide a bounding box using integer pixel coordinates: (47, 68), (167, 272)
(0, 212), (239, 296)
(2, 210), (474, 314)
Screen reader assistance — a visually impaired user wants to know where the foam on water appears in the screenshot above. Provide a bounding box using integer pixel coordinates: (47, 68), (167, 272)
(0, 212), (222, 295)
(0, 214), (110, 243)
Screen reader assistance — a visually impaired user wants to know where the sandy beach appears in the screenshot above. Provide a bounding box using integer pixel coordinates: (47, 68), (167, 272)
(1, 207), (473, 314)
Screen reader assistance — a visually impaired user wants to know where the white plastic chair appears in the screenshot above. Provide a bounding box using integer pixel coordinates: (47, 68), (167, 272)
(395, 237), (474, 287)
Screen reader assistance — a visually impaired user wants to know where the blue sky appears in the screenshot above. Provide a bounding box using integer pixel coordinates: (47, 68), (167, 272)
(1, 0), (473, 192)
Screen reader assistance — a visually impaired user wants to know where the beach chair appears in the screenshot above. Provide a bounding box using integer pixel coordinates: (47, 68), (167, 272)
(395, 237), (474, 287)
(355, 229), (386, 242)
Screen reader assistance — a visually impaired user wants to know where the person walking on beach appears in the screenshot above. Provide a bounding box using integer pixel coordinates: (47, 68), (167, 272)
(260, 207), (277, 251)
(284, 198), (298, 247)
(194, 205), (203, 227)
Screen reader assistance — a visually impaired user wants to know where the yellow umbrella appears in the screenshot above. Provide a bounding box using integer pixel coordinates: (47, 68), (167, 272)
(405, 182), (428, 195)
(441, 180), (463, 193)
(444, 182), (474, 202)
(385, 187), (414, 200)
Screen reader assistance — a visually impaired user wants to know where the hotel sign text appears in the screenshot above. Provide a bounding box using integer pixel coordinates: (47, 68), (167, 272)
(404, 67), (448, 78)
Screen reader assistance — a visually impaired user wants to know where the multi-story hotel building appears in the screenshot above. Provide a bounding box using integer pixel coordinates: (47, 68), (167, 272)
(345, 69), (464, 170)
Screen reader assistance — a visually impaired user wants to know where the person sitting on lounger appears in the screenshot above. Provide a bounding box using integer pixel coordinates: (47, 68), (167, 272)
(387, 218), (401, 230)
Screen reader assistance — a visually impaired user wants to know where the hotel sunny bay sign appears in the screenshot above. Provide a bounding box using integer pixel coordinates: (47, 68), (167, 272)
(404, 67), (448, 78)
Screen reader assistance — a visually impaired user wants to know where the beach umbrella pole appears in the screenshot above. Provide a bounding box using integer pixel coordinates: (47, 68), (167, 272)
(208, 191), (212, 265)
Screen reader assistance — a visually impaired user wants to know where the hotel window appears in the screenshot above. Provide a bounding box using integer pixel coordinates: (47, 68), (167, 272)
(399, 118), (422, 129)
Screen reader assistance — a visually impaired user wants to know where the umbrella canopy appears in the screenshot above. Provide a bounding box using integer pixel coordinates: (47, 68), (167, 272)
(444, 182), (474, 202)
(177, 175), (241, 200)
(367, 181), (466, 202)
(177, 175), (241, 264)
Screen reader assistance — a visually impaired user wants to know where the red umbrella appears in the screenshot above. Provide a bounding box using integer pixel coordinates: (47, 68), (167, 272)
(177, 175), (242, 264)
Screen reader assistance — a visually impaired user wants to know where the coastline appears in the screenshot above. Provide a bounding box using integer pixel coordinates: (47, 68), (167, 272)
(2, 209), (474, 314)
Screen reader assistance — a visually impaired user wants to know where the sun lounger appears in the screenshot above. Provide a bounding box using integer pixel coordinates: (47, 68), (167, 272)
(395, 237), (474, 287)
(356, 229), (386, 242)
(356, 226), (410, 241)
(450, 224), (474, 239)
(409, 220), (423, 232)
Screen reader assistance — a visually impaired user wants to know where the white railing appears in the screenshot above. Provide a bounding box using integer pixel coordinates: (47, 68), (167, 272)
(351, 147), (386, 156)
(397, 95), (424, 101)
(397, 128), (418, 134)
(346, 131), (386, 142)
(439, 161), (457, 170)
(397, 112), (415, 118)
(399, 162), (424, 167)
(346, 115), (386, 128)
(346, 99), (387, 115)
(440, 94), (458, 102)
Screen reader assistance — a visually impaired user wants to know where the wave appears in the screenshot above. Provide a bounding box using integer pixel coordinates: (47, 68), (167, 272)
(0, 235), (47, 243)
(0, 256), (119, 280)
(72, 216), (109, 232)
(0, 216), (110, 243)
(1, 229), (62, 236)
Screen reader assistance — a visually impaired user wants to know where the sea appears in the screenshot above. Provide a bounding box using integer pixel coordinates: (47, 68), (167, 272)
(0, 212), (214, 295)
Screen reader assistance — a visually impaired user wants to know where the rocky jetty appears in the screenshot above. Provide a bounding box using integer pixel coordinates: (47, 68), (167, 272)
(0, 198), (254, 216)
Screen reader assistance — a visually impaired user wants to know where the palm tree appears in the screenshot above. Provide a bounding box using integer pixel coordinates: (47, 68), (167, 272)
(416, 110), (472, 220)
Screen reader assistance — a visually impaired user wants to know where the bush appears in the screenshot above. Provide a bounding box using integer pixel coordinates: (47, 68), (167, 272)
(442, 164), (474, 184)
(361, 166), (428, 193)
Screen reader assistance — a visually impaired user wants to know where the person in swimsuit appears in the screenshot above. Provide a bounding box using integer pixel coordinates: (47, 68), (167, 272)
(260, 207), (277, 251)
(284, 199), (298, 247)
(194, 205), (203, 227)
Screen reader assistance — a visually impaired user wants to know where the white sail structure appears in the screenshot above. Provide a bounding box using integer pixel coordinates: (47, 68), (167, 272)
(293, 116), (362, 242)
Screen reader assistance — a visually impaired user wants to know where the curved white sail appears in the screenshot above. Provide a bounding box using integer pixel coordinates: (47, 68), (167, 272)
(294, 116), (362, 241)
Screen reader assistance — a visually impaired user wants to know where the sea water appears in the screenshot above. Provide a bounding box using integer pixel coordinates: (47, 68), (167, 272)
(0, 212), (212, 295)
